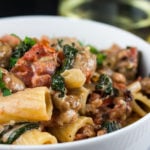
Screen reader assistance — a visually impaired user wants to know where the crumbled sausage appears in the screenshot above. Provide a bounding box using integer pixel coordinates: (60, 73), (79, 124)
(50, 93), (81, 126)
(73, 47), (97, 82)
(141, 77), (150, 95)
(108, 97), (132, 121)
(0, 34), (20, 48)
(0, 42), (12, 68)
(0, 68), (25, 92)
(74, 125), (95, 140)
(102, 45), (138, 81)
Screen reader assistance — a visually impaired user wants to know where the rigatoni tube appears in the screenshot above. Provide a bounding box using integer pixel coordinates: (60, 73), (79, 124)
(0, 87), (53, 123)
(50, 116), (94, 142)
(61, 69), (86, 89)
(13, 129), (57, 145)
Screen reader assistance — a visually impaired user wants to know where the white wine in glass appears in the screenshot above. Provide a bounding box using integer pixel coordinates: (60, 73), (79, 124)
(58, 0), (150, 41)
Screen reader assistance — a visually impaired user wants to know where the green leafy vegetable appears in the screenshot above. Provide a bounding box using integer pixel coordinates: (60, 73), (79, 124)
(9, 36), (36, 69)
(5, 122), (39, 144)
(88, 45), (99, 54)
(88, 45), (106, 66)
(2, 88), (11, 96)
(0, 125), (14, 138)
(96, 74), (114, 97)
(51, 73), (66, 97)
(97, 53), (106, 66)
(0, 70), (11, 96)
(51, 44), (78, 97)
(23, 37), (36, 46)
(61, 44), (78, 72)
(102, 121), (121, 133)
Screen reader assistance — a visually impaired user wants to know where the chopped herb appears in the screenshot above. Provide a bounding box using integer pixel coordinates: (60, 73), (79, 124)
(96, 74), (114, 97)
(0, 70), (11, 96)
(8, 36), (36, 69)
(51, 44), (78, 97)
(102, 121), (121, 133)
(88, 45), (106, 66)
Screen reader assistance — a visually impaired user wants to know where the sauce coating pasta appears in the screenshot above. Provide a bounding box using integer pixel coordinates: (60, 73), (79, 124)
(0, 34), (149, 145)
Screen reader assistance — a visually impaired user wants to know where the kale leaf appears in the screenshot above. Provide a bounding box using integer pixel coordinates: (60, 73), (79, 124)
(9, 36), (36, 69)
(95, 74), (114, 97)
(88, 45), (106, 66)
(61, 44), (78, 72)
(102, 121), (121, 133)
(51, 73), (65, 97)
(0, 70), (11, 96)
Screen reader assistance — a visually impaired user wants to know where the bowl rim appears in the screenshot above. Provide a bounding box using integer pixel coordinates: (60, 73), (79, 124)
(0, 15), (150, 149)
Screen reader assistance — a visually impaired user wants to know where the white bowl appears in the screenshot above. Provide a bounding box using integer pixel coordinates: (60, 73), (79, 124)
(0, 16), (150, 150)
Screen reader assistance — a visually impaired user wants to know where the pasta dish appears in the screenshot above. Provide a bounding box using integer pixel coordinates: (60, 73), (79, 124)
(0, 34), (149, 145)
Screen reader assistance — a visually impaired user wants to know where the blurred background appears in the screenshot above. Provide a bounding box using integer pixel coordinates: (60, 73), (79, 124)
(0, 0), (150, 42)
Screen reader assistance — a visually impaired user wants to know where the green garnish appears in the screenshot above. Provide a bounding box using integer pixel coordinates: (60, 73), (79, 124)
(6, 123), (39, 144)
(95, 74), (114, 97)
(88, 45), (99, 54)
(88, 45), (106, 66)
(0, 125), (14, 138)
(9, 36), (36, 69)
(97, 53), (106, 66)
(0, 70), (11, 96)
(102, 121), (121, 133)
(0, 122), (39, 144)
(61, 44), (78, 72)
(51, 44), (78, 97)
(51, 73), (66, 97)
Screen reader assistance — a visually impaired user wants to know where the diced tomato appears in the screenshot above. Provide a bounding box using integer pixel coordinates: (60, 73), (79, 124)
(11, 40), (58, 87)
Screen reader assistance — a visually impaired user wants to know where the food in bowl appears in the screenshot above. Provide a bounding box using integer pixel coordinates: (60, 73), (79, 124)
(0, 34), (149, 145)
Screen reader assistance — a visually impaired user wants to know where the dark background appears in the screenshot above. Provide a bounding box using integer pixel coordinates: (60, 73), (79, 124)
(0, 0), (59, 17)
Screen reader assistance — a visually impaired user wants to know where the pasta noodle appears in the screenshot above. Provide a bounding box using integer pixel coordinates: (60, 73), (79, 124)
(132, 92), (150, 117)
(49, 116), (94, 142)
(13, 129), (57, 145)
(0, 87), (53, 123)
(69, 87), (90, 115)
(127, 81), (142, 93)
(61, 69), (86, 89)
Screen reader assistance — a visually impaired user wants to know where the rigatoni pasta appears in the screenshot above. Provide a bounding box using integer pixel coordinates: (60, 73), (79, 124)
(69, 87), (90, 115)
(61, 68), (86, 89)
(13, 129), (57, 145)
(49, 116), (94, 142)
(0, 87), (53, 123)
